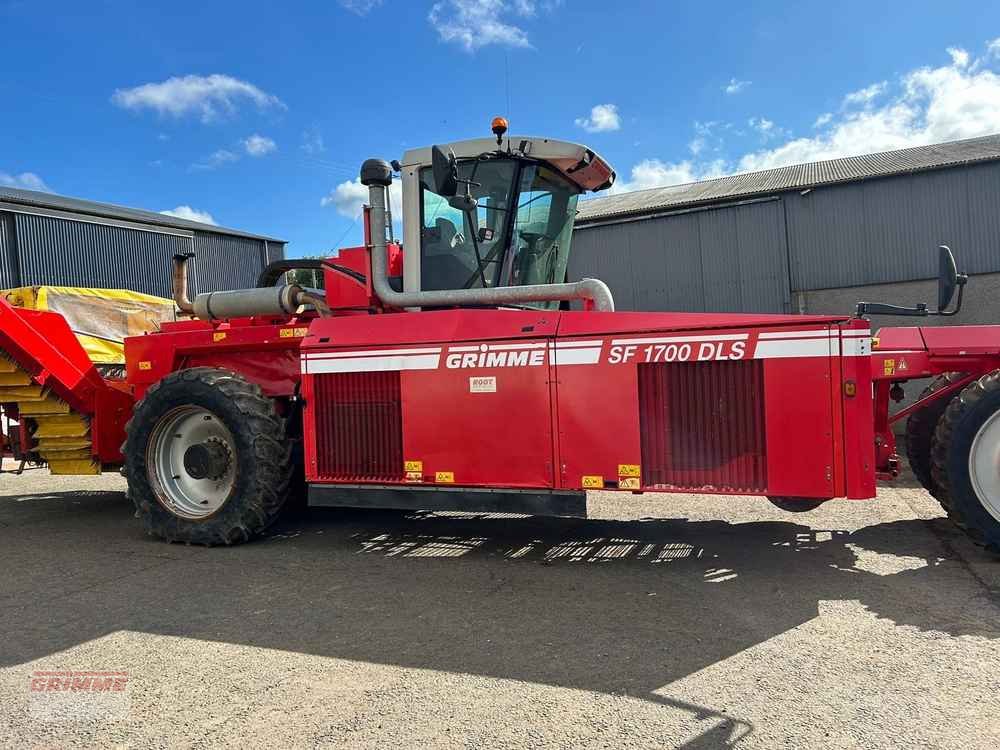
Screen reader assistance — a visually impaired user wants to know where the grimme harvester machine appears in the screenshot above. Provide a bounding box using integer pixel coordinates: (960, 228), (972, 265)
(4, 119), (1000, 551)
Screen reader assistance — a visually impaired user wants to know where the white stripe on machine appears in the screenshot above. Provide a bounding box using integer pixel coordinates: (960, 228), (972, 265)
(300, 329), (873, 373)
(302, 352), (441, 374)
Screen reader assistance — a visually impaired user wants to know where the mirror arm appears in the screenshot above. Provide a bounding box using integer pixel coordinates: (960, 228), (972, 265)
(855, 301), (929, 318)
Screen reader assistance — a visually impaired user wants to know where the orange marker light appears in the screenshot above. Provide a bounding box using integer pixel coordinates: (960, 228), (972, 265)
(491, 116), (508, 145)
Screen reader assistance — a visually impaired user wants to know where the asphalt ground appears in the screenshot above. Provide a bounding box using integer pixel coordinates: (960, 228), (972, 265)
(1, 464), (998, 748)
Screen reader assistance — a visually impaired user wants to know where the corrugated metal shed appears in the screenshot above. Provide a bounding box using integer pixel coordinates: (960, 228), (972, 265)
(577, 134), (1000, 224)
(0, 188), (285, 298)
(570, 135), (1000, 314)
(569, 197), (791, 312)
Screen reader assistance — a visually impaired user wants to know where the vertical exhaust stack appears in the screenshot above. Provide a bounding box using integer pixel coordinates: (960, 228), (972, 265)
(359, 159), (615, 312)
(172, 253), (195, 315)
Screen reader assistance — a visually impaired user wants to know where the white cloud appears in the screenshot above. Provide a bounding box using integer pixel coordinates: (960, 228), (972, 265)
(0, 171), (52, 192)
(724, 78), (750, 95)
(947, 46), (970, 68)
(160, 205), (217, 225)
(338, 0), (382, 14)
(242, 134), (276, 157)
(842, 81), (887, 107)
(428, 0), (533, 51)
(301, 127), (326, 155)
(612, 158), (726, 194)
(611, 43), (1000, 194)
(988, 37), (1000, 59)
(813, 112), (833, 128)
(575, 103), (621, 133)
(193, 149), (239, 170)
(112, 74), (285, 122)
(321, 178), (402, 221)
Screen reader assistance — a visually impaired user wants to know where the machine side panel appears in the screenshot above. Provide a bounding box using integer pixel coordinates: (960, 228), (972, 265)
(554, 345), (642, 491)
(399, 349), (554, 487)
(760, 352), (837, 498)
(839, 323), (877, 499)
(302, 336), (556, 489)
(554, 324), (845, 499)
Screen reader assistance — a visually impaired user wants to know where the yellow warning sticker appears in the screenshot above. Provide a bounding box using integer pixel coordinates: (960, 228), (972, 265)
(404, 460), (423, 473)
(404, 471), (423, 482)
(883, 359), (895, 376)
(279, 328), (294, 338)
(435, 471), (454, 483)
(213, 332), (227, 342)
(138, 361), (152, 371)
(618, 463), (641, 478)
(618, 477), (640, 490)
(294, 327), (309, 337)
(582, 475), (604, 488)
(872, 336), (880, 349)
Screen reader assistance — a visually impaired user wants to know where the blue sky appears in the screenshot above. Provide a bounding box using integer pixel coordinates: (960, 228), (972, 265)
(3, 0), (1000, 257)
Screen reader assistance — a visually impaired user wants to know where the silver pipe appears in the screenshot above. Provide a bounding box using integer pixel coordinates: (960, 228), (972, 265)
(361, 160), (615, 312)
(193, 285), (303, 320)
(171, 254), (195, 314)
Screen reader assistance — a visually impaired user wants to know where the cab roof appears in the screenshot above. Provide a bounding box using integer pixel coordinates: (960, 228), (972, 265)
(400, 136), (616, 193)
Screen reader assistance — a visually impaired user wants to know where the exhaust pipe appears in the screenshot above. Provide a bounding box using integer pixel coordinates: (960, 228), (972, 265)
(172, 253), (195, 314)
(359, 159), (615, 312)
(172, 253), (330, 320)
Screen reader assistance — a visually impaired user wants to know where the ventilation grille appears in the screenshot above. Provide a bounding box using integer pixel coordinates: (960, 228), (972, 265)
(313, 371), (404, 482)
(638, 360), (767, 492)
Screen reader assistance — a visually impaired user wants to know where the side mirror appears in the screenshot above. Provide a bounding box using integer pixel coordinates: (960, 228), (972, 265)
(937, 245), (958, 311)
(856, 244), (968, 318)
(431, 145), (459, 197)
(936, 245), (968, 316)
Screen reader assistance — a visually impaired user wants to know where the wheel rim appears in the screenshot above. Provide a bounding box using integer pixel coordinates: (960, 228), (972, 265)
(968, 410), (1000, 523)
(147, 406), (237, 520)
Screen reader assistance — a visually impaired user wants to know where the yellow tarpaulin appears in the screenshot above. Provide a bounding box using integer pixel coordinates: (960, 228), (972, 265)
(0, 286), (176, 364)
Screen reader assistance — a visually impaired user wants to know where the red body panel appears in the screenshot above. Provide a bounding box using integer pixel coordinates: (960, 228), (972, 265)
(126, 317), (310, 399)
(300, 309), (876, 501)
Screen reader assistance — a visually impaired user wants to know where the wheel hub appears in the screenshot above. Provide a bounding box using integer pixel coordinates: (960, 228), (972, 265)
(147, 406), (237, 520)
(182, 438), (231, 481)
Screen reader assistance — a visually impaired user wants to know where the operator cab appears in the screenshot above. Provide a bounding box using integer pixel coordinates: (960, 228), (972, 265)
(398, 120), (615, 309)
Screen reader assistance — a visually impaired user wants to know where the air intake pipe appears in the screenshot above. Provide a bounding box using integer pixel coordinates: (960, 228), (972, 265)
(360, 159), (615, 312)
(171, 254), (330, 320)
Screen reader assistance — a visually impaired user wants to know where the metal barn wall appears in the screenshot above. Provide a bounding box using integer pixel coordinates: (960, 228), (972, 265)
(573, 160), (1000, 313)
(0, 210), (280, 297)
(785, 160), (1000, 291)
(0, 213), (17, 289)
(569, 198), (791, 312)
(190, 232), (269, 295)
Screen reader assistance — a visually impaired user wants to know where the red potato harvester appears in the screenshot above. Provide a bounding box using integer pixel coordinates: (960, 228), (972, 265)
(3, 119), (1000, 551)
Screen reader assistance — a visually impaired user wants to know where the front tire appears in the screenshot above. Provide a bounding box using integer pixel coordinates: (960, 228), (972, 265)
(124, 367), (293, 545)
(931, 371), (1000, 553)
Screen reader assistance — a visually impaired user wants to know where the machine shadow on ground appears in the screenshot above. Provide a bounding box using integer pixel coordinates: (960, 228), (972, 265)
(2, 489), (998, 746)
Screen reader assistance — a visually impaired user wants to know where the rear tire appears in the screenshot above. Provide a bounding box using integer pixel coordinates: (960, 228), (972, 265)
(905, 373), (960, 505)
(931, 371), (1000, 553)
(767, 496), (828, 512)
(124, 367), (293, 545)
